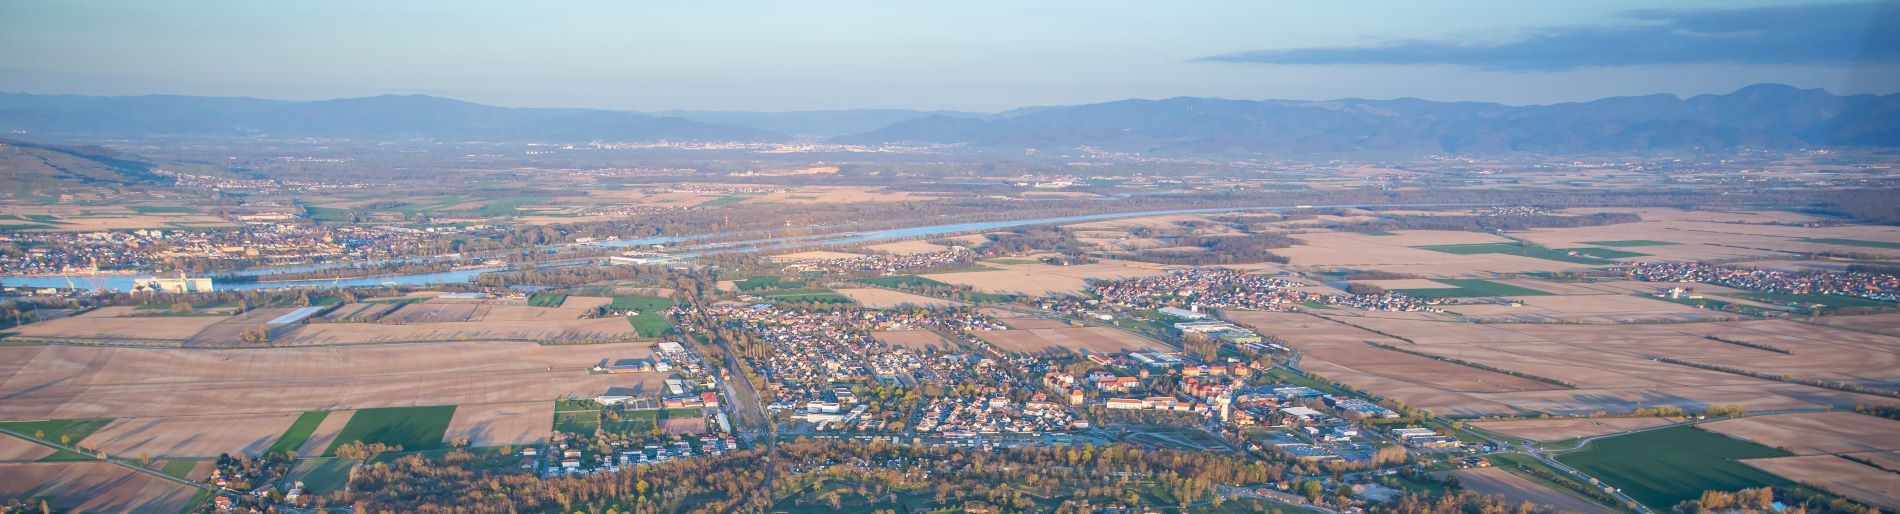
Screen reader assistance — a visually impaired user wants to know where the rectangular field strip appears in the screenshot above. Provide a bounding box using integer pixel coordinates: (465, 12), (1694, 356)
(322, 405), (456, 456)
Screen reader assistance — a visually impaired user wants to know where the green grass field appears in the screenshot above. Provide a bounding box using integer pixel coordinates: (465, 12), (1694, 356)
(471, 196), (551, 218)
(759, 288), (855, 304)
(303, 206), (352, 222)
(158, 459), (199, 479)
(265, 411), (329, 456)
(1653, 295), (1778, 315)
(696, 196), (749, 208)
(1356, 230), (1398, 236)
(603, 408), (704, 435)
(1724, 292), (1894, 310)
(1413, 243), (1615, 265)
(1797, 238), (1900, 250)
(363, 296), (429, 305)
(1555, 426), (1791, 509)
(527, 292), (567, 307)
(628, 313), (672, 337)
(855, 275), (952, 288)
(733, 276), (804, 291)
(323, 405), (456, 455)
(0, 418), (114, 447)
(1560, 247), (1649, 259)
(1581, 240), (1679, 247)
(611, 295), (675, 312)
(290, 458), (356, 494)
(131, 205), (196, 214)
(603, 409), (657, 435)
(554, 400), (603, 436)
(1391, 278), (1554, 298)
(38, 448), (95, 461)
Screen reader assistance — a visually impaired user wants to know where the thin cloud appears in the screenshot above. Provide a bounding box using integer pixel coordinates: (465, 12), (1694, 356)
(1203, 2), (1900, 70)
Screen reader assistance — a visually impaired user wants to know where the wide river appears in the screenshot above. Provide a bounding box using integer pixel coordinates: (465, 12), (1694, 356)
(3, 202), (1484, 292)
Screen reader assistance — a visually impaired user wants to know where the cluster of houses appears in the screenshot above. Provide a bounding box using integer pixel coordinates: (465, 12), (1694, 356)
(0, 213), (519, 277)
(908, 352), (1084, 434)
(779, 246), (975, 275)
(914, 395), (1082, 435)
(1630, 261), (1900, 303)
(533, 432), (740, 477)
(1087, 268), (1438, 313)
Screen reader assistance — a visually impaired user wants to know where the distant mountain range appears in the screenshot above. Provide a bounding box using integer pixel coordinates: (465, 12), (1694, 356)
(833, 84), (1900, 154)
(0, 93), (783, 142)
(3, 84), (1896, 154)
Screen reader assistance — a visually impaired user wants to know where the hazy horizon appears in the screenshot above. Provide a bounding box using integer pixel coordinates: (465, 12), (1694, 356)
(3, 0), (1896, 111)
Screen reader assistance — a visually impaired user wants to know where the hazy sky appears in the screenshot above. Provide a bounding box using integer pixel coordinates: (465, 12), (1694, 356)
(2, 1), (1895, 111)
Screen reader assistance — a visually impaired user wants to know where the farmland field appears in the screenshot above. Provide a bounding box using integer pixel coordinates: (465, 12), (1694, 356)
(83, 413), (301, 458)
(758, 288), (855, 304)
(1797, 238), (1900, 250)
(1555, 426), (1791, 509)
(266, 411), (329, 455)
(0, 461), (201, 513)
(0, 342), (654, 421)
(1412, 243), (1614, 265)
(0, 433), (54, 461)
(1723, 292), (1894, 310)
(1698, 412), (1900, 455)
(855, 275), (952, 288)
(1470, 417), (1676, 442)
(1580, 240), (1679, 247)
(1744, 456), (1900, 510)
(834, 288), (963, 308)
(1451, 467), (1613, 514)
(444, 401), (553, 447)
(323, 405), (457, 455)
(1389, 278), (1554, 298)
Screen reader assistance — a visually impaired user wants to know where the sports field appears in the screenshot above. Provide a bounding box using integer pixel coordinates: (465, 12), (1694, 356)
(626, 314), (670, 337)
(602, 408), (706, 435)
(553, 400), (603, 436)
(611, 295), (676, 312)
(1555, 426), (1791, 509)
